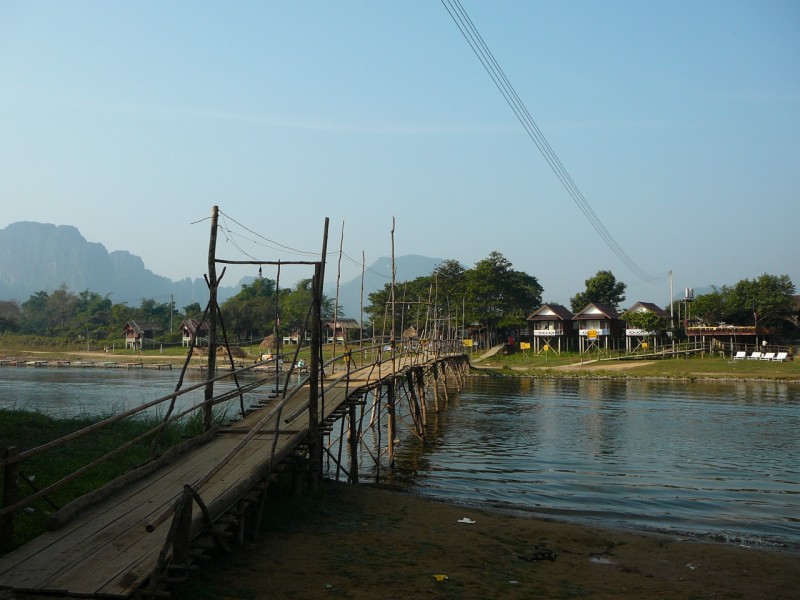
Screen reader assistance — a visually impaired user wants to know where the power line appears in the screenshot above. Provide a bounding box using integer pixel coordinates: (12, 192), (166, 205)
(441, 0), (662, 284)
(217, 211), (393, 282)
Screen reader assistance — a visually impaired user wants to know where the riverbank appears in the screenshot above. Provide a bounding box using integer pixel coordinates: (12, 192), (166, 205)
(176, 481), (800, 600)
(4, 346), (800, 382)
(471, 349), (800, 381)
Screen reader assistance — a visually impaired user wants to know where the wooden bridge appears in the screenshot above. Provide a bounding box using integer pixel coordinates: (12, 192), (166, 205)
(0, 209), (472, 598)
(0, 346), (469, 598)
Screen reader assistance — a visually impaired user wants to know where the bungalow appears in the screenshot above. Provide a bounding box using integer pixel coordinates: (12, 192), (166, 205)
(573, 303), (624, 353)
(123, 320), (161, 350)
(526, 304), (575, 354)
(178, 318), (209, 347)
(323, 318), (361, 344)
(623, 302), (669, 352)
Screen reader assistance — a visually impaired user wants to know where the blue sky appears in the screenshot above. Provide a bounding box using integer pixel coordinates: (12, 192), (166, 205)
(2, 1), (798, 307)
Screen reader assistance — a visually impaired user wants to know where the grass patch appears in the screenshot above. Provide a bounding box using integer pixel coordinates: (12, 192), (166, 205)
(473, 351), (800, 380)
(0, 409), (198, 552)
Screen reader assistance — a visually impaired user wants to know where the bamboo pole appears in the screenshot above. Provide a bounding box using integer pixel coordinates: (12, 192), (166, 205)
(205, 206), (219, 431)
(331, 221), (344, 371)
(348, 401), (359, 484)
(308, 218), (329, 490)
(416, 368), (428, 426)
(387, 380), (396, 467)
(432, 363), (440, 413)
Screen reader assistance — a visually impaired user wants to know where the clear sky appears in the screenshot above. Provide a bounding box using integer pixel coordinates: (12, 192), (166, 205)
(2, 1), (798, 307)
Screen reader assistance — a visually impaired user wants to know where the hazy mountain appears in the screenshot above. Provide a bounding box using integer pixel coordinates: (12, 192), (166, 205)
(0, 222), (243, 308)
(326, 255), (444, 318)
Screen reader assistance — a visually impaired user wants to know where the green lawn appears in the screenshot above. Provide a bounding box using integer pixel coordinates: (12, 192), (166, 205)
(471, 349), (800, 380)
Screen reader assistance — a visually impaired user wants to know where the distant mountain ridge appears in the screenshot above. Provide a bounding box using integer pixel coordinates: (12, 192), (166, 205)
(0, 222), (239, 308)
(326, 255), (444, 318)
(0, 222), (445, 317)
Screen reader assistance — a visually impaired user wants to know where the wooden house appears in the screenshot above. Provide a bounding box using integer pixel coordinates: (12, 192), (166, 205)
(573, 303), (624, 353)
(123, 321), (161, 350)
(178, 318), (209, 347)
(623, 302), (669, 352)
(323, 318), (361, 343)
(526, 304), (575, 354)
(281, 329), (302, 345)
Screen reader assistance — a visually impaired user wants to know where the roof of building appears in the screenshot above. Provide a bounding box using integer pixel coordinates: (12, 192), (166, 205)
(324, 318), (361, 329)
(179, 318), (209, 335)
(625, 301), (669, 318)
(526, 303), (574, 321)
(572, 302), (621, 320)
(123, 320), (161, 334)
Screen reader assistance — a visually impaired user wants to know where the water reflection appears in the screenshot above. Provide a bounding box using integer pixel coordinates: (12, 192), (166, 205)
(391, 377), (800, 548)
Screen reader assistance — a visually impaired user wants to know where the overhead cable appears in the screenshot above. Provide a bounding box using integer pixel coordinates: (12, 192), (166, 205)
(441, 0), (662, 284)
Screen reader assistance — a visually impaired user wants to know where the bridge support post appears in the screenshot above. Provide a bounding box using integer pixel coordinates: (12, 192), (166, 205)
(387, 381), (396, 468)
(416, 368), (428, 427)
(432, 363), (440, 413)
(348, 402), (359, 484)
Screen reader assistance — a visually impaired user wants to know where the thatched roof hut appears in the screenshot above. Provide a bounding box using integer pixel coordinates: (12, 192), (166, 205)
(259, 334), (277, 351)
(403, 326), (418, 340)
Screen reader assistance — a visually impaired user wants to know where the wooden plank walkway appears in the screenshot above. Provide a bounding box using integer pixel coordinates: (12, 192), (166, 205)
(0, 358), (413, 598)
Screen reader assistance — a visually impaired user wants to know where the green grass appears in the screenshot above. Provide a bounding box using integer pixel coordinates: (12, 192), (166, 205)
(472, 350), (800, 380)
(0, 409), (192, 552)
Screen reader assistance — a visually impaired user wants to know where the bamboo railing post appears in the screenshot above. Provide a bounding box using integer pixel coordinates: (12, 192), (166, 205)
(308, 218), (329, 491)
(172, 486), (194, 569)
(1, 447), (19, 546)
(204, 206), (219, 431)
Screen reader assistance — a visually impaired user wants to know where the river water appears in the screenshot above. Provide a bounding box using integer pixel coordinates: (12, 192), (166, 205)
(1, 368), (798, 548)
(389, 376), (800, 549)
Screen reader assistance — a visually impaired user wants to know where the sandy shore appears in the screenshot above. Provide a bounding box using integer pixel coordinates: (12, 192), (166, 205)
(177, 481), (799, 600)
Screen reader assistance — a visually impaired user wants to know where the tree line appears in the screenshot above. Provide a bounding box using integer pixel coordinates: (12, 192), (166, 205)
(0, 253), (796, 347)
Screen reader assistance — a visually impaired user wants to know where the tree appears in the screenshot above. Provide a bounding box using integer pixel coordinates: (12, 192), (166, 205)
(570, 270), (627, 312)
(182, 302), (203, 318)
(220, 277), (278, 340)
(0, 300), (21, 332)
(279, 278), (335, 335)
(689, 274), (795, 329)
(730, 274), (795, 327)
(690, 288), (729, 325)
(21, 291), (50, 334)
(621, 308), (667, 334)
(464, 251), (543, 340)
(365, 253), (542, 343)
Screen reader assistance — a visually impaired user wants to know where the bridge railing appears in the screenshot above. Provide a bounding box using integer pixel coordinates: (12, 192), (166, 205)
(0, 339), (453, 548)
(0, 358), (293, 545)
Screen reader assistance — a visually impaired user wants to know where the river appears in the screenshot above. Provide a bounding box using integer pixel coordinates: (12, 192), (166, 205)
(1, 368), (798, 549)
(388, 376), (800, 550)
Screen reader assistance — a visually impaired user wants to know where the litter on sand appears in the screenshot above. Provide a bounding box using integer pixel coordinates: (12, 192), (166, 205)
(457, 517), (476, 524)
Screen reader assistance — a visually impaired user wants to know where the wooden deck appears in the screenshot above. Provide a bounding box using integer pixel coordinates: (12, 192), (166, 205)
(0, 357), (421, 598)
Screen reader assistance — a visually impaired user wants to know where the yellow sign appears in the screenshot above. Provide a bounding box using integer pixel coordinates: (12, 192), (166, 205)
(520, 342), (531, 350)
(642, 342), (649, 349)
(462, 339), (473, 347)
(543, 344), (550, 352)
(587, 329), (598, 340)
